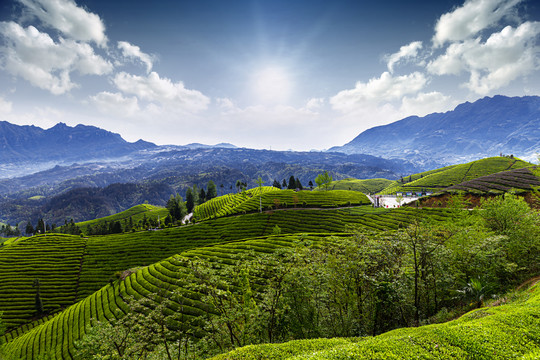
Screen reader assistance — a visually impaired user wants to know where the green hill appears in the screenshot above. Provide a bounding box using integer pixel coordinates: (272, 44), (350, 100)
(314, 178), (394, 193)
(211, 282), (540, 359)
(76, 204), (169, 233)
(1, 170), (538, 360)
(380, 157), (533, 194)
(0, 204), (453, 335)
(194, 188), (371, 221)
(444, 166), (540, 195)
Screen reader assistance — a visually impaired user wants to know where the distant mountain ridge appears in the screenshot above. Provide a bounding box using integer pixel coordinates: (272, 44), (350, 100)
(330, 95), (540, 166)
(0, 121), (156, 163)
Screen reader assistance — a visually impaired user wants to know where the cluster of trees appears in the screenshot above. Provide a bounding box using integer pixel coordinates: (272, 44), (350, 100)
(272, 176), (311, 190)
(71, 194), (540, 359)
(0, 223), (20, 237)
(186, 181), (218, 213)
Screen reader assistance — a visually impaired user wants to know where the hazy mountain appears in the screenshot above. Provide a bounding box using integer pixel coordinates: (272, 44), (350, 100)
(0, 147), (415, 224)
(330, 95), (540, 167)
(0, 121), (156, 164)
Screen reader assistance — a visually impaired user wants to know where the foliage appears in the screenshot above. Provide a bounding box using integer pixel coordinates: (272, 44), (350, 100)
(315, 171), (333, 191)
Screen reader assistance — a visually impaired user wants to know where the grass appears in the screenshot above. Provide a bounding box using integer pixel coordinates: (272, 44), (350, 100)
(210, 282), (540, 359)
(379, 157), (533, 195)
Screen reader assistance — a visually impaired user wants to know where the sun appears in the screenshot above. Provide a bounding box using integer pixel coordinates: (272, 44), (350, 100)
(251, 66), (293, 105)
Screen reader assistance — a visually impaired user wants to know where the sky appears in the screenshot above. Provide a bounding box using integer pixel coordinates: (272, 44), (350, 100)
(0, 0), (539, 151)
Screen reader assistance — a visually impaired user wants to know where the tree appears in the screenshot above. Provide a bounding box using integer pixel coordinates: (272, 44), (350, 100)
(167, 194), (187, 223)
(236, 180), (242, 193)
(273, 179), (281, 189)
(186, 188), (195, 213)
(315, 171), (332, 191)
(295, 177), (303, 190)
(207, 180), (218, 201)
(287, 176), (296, 190)
(25, 221), (34, 235)
(282, 179), (287, 188)
(36, 218), (45, 234)
(199, 188), (206, 204)
(308, 180), (314, 190)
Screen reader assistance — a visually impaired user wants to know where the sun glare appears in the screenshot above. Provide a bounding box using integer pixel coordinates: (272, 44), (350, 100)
(252, 66), (292, 104)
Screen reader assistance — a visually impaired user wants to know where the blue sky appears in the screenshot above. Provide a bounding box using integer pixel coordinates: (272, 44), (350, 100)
(0, 0), (539, 150)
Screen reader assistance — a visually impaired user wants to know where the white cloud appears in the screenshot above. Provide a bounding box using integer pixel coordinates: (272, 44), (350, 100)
(386, 41), (423, 73)
(17, 0), (108, 47)
(400, 91), (455, 117)
(90, 91), (140, 117)
(433, 0), (523, 47)
(306, 98), (325, 111)
(330, 71), (427, 113)
(113, 71), (210, 112)
(0, 22), (113, 94)
(428, 22), (540, 94)
(0, 96), (13, 114)
(117, 41), (154, 73)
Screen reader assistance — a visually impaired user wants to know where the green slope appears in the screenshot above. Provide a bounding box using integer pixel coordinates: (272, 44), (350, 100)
(76, 204), (169, 232)
(1, 234), (349, 359)
(194, 188), (371, 221)
(212, 283), (540, 360)
(380, 157), (533, 195)
(314, 178), (394, 193)
(0, 205), (454, 338)
(444, 166), (540, 195)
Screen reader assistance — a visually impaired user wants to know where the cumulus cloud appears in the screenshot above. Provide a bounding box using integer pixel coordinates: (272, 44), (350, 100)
(386, 41), (423, 73)
(433, 0), (523, 47)
(113, 71), (210, 112)
(0, 22), (113, 94)
(117, 41), (154, 73)
(428, 22), (540, 94)
(330, 71), (427, 113)
(17, 0), (108, 47)
(90, 91), (140, 117)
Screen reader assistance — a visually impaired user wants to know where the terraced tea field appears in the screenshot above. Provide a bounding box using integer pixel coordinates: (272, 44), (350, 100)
(445, 166), (540, 194)
(76, 204), (169, 232)
(0, 203), (455, 342)
(315, 178), (394, 193)
(380, 157), (532, 194)
(194, 188), (371, 220)
(1, 234), (350, 359)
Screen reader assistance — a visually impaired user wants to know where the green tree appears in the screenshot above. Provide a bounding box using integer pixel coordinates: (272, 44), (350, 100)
(25, 221), (34, 235)
(295, 177), (303, 190)
(199, 188), (206, 204)
(186, 188), (195, 213)
(272, 179), (281, 189)
(287, 176), (296, 189)
(207, 180), (218, 201)
(315, 171), (332, 191)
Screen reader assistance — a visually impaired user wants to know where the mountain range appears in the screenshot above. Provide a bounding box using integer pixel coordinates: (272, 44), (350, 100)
(330, 95), (540, 166)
